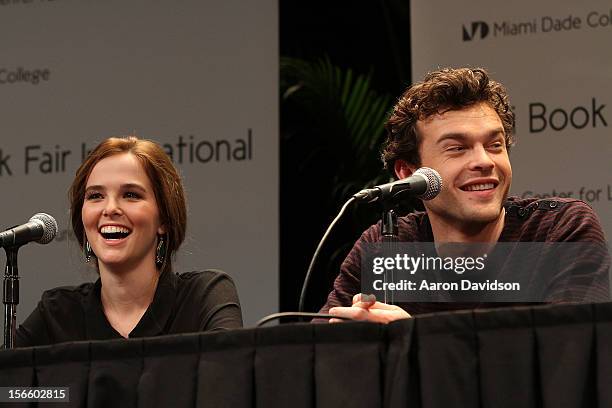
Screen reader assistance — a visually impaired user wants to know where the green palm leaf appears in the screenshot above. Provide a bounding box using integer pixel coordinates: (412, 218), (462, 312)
(281, 56), (393, 199)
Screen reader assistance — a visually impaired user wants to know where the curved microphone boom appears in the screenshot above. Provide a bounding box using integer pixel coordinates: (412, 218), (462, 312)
(0, 213), (58, 248)
(353, 167), (442, 203)
(298, 169), (442, 314)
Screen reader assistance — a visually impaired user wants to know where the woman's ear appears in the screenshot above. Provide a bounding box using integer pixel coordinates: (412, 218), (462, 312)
(394, 160), (417, 180)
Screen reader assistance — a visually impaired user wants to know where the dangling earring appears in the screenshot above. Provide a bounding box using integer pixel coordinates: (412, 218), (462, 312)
(84, 240), (95, 263)
(155, 235), (167, 267)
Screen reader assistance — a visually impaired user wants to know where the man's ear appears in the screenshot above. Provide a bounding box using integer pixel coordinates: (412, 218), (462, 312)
(394, 160), (416, 180)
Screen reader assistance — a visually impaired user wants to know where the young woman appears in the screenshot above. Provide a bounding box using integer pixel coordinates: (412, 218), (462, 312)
(16, 136), (242, 346)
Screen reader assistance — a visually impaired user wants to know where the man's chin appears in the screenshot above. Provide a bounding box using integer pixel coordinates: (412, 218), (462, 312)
(425, 195), (506, 225)
(462, 206), (505, 224)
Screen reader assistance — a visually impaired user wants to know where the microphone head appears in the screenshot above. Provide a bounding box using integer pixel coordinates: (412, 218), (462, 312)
(413, 167), (442, 200)
(30, 213), (58, 244)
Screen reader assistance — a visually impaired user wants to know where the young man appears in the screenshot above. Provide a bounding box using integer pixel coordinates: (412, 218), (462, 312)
(322, 67), (610, 323)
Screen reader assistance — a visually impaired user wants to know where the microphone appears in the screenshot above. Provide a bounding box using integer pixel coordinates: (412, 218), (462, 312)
(0, 213), (58, 248)
(353, 167), (442, 202)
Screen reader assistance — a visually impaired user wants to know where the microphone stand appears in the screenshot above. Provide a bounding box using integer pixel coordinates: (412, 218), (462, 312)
(3, 245), (20, 349)
(381, 207), (398, 242)
(380, 204), (399, 305)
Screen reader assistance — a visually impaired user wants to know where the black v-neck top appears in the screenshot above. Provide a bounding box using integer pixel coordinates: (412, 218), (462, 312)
(15, 269), (243, 347)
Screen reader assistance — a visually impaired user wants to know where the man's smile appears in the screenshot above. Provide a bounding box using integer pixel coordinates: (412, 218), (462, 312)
(458, 178), (500, 198)
(461, 183), (496, 191)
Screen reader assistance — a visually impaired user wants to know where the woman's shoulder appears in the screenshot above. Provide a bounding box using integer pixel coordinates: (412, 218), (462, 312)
(40, 281), (97, 307)
(175, 269), (235, 284)
(16, 282), (97, 347)
(172, 270), (239, 304)
(169, 270), (242, 331)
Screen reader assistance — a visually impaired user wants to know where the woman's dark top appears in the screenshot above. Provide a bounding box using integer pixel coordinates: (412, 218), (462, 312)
(15, 269), (243, 347)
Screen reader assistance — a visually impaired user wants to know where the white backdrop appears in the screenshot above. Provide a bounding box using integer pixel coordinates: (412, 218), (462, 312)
(411, 0), (611, 241)
(0, 0), (278, 325)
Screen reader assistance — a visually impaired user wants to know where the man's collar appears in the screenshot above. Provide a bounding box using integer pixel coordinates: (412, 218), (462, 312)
(418, 213), (435, 242)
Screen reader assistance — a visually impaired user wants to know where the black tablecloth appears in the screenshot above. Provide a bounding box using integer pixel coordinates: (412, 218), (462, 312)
(1, 302), (611, 408)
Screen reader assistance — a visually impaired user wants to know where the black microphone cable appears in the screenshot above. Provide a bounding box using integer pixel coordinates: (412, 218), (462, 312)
(256, 312), (352, 327)
(298, 196), (356, 314)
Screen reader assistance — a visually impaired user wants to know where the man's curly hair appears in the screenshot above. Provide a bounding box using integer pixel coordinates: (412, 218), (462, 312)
(382, 67), (515, 174)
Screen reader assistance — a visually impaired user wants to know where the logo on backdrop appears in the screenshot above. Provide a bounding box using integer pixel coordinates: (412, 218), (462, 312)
(0, 67), (51, 85)
(0, 130), (255, 178)
(0, 0), (57, 7)
(527, 97), (607, 133)
(461, 9), (612, 41)
(462, 21), (489, 41)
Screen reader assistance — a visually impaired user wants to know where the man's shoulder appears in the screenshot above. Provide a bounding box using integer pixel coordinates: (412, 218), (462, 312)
(504, 196), (604, 242)
(505, 196), (597, 222)
(506, 196), (592, 214)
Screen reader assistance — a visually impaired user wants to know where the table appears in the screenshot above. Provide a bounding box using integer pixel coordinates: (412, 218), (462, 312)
(1, 302), (611, 408)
